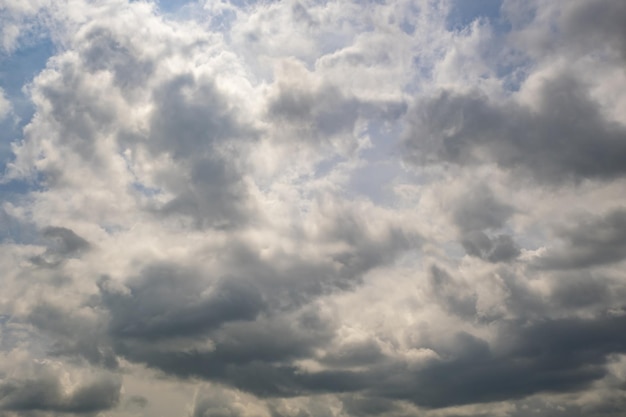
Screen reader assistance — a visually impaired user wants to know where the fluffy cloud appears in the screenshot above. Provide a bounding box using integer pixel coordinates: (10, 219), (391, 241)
(1, 0), (626, 416)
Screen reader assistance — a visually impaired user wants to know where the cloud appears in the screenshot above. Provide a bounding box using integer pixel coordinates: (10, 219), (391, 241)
(452, 184), (514, 232)
(548, 273), (612, 310)
(518, 0), (626, 62)
(449, 184), (520, 262)
(348, 314), (626, 409)
(28, 226), (91, 268)
(534, 208), (626, 269)
(0, 364), (121, 414)
(99, 264), (265, 341)
(40, 226), (90, 254)
(1, 0), (626, 416)
(147, 74), (253, 158)
(403, 75), (626, 183)
(461, 231), (520, 263)
(268, 70), (360, 142)
(561, 1), (626, 61)
(429, 265), (477, 318)
(191, 388), (248, 417)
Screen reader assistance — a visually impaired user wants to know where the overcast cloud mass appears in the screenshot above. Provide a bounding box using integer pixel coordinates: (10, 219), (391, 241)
(1, 0), (626, 416)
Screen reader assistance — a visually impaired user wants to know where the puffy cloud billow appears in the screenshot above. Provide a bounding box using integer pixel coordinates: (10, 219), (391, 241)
(1, 1), (626, 416)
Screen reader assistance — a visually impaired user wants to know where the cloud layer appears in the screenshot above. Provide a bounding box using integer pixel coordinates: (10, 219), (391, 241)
(1, 0), (626, 416)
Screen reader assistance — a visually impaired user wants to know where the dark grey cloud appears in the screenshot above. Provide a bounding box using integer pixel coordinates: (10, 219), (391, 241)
(26, 184), (412, 406)
(29, 227), (91, 268)
(81, 26), (155, 90)
(453, 185), (514, 233)
(287, 309), (626, 409)
(268, 80), (406, 147)
(208, 308), (333, 364)
(319, 340), (385, 368)
(452, 185), (519, 262)
(99, 264), (264, 341)
(268, 82), (360, 140)
(339, 394), (400, 417)
(131, 74), (257, 229)
(192, 397), (242, 417)
(461, 231), (520, 263)
(508, 398), (626, 417)
(147, 74), (252, 159)
(362, 314), (626, 408)
(156, 155), (250, 229)
(91, 207), (413, 386)
(0, 372), (120, 414)
(429, 265), (477, 318)
(127, 301), (626, 410)
(105, 290), (340, 395)
(125, 308), (626, 411)
(36, 64), (118, 169)
(117, 349), (365, 399)
(559, 0), (626, 61)
(534, 208), (626, 270)
(493, 268), (548, 320)
(549, 273), (611, 309)
(404, 76), (626, 183)
(101, 265), (626, 409)
(210, 215), (414, 310)
(93, 220), (412, 395)
(41, 227), (90, 255)
(27, 303), (117, 369)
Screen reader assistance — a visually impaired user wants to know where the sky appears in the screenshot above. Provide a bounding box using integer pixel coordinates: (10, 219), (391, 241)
(1, 0), (626, 416)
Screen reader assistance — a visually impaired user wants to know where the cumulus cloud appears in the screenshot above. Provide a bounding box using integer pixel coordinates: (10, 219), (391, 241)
(1, 0), (626, 416)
